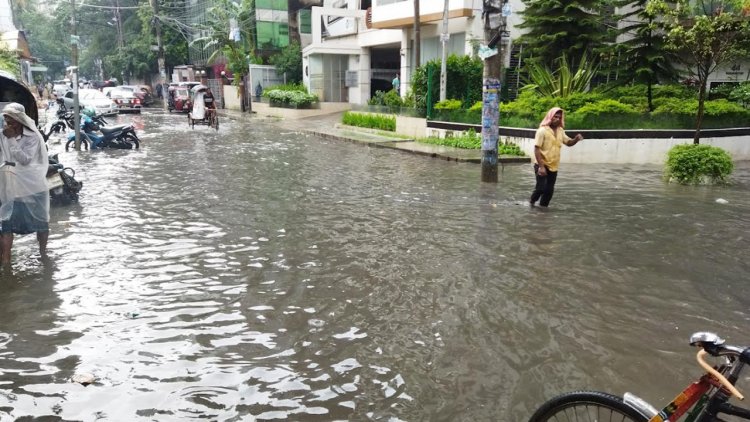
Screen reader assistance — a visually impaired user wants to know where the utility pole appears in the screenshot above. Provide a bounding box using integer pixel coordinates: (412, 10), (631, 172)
(150, 0), (168, 110)
(439, 0), (449, 101)
(71, 0), (81, 150)
(480, 0), (504, 183)
(114, 0), (124, 49)
(413, 0), (420, 68)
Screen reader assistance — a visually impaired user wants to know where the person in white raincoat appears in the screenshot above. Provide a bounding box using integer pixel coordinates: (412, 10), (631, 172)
(191, 89), (206, 120)
(0, 102), (50, 264)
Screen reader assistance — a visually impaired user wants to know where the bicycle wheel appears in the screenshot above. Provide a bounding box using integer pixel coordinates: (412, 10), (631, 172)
(528, 391), (648, 422)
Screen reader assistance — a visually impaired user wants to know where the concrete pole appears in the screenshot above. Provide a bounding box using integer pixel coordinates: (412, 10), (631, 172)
(481, 0), (503, 183)
(71, 0), (81, 151)
(413, 0), (420, 68)
(439, 0), (449, 102)
(150, 0), (168, 111)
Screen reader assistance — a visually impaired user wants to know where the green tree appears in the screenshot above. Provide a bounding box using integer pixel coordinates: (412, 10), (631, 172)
(522, 54), (598, 98)
(269, 41), (302, 83)
(650, 0), (750, 143)
(16, 3), (69, 78)
(615, 0), (682, 111)
(0, 45), (20, 76)
(517, 0), (614, 68)
(195, 0), (258, 89)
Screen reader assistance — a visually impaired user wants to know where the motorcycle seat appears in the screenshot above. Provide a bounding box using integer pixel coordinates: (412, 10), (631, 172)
(100, 125), (129, 135)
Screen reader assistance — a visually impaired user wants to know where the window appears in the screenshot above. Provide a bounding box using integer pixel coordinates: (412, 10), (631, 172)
(299, 10), (312, 34)
(255, 0), (287, 11)
(256, 22), (290, 49)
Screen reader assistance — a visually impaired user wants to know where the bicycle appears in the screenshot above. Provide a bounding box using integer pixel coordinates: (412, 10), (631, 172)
(529, 332), (750, 422)
(187, 107), (219, 131)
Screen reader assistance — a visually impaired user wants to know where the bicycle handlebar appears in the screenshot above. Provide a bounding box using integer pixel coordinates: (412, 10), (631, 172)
(697, 349), (745, 400)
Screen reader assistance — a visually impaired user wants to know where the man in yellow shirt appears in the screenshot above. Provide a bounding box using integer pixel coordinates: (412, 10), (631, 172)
(530, 107), (583, 207)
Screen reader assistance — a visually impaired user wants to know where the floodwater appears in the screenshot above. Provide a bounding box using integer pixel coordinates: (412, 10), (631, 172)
(1, 110), (749, 421)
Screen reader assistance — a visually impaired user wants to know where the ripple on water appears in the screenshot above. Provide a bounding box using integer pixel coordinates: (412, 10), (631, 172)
(2, 113), (750, 420)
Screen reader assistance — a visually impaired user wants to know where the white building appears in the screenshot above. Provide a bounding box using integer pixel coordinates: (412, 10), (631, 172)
(302, 0), (750, 106)
(301, 0), (524, 105)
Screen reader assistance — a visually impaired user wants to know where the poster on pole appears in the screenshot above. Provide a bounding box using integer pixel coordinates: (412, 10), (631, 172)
(481, 79), (501, 152)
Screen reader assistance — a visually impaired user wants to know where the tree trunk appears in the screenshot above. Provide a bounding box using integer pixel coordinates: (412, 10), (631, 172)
(694, 70), (708, 145)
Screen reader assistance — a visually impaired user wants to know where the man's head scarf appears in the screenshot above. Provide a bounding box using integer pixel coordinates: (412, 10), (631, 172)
(3, 102), (43, 140)
(539, 107), (564, 129)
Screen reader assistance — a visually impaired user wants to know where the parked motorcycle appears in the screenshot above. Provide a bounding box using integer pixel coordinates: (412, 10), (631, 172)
(41, 126), (84, 205)
(47, 154), (82, 205)
(64, 123), (140, 151)
(0, 157), (82, 206)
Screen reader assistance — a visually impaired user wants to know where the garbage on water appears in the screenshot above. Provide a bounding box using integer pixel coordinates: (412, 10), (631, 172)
(71, 373), (96, 386)
(715, 198), (729, 204)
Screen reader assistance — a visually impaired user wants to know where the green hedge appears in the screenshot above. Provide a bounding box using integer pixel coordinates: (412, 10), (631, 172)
(342, 111), (396, 131)
(266, 89), (318, 108)
(665, 144), (734, 184)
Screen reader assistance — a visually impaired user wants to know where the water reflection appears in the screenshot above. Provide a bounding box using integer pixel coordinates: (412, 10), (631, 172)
(1, 110), (749, 420)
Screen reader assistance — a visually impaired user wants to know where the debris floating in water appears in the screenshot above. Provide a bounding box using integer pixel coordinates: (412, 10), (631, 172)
(71, 373), (96, 386)
(715, 198), (729, 204)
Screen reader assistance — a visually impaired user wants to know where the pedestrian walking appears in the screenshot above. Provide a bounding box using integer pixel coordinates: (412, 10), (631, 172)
(529, 107), (583, 208)
(156, 82), (163, 99)
(392, 74), (400, 93)
(0, 103), (50, 264)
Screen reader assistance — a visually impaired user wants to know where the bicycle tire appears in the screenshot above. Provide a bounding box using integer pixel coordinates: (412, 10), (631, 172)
(528, 391), (648, 422)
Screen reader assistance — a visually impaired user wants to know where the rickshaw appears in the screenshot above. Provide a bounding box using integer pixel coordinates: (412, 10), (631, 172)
(187, 84), (219, 130)
(167, 86), (192, 113)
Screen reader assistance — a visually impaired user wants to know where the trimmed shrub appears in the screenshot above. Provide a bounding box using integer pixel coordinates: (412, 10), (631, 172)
(263, 82), (307, 94)
(567, 99), (640, 127)
(266, 89), (318, 108)
(342, 112), (396, 131)
(665, 144), (734, 184)
(434, 99), (462, 110)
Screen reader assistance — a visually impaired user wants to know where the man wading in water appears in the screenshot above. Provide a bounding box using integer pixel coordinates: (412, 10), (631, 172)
(529, 107), (583, 207)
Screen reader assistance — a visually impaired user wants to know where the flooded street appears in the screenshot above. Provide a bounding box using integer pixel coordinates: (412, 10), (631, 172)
(2, 110), (750, 421)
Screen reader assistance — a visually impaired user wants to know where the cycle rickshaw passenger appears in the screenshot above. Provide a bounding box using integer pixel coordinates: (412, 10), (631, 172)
(188, 85), (218, 130)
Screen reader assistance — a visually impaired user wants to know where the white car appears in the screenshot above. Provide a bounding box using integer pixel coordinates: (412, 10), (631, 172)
(62, 89), (118, 115)
(52, 79), (72, 97)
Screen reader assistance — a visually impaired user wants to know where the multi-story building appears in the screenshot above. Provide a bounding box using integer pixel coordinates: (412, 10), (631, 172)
(301, 0), (522, 104)
(301, 0), (750, 105)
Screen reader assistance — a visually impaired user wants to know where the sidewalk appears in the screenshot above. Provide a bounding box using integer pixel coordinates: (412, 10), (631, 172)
(217, 108), (530, 164)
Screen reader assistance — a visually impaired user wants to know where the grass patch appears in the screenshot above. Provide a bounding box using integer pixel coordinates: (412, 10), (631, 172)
(342, 112), (396, 131)
(417, 130), (526, 155)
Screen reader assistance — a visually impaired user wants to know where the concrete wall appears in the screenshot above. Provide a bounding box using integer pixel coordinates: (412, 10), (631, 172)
(223, 85), (241, 111)
(508, 135), (750, 164)
(396, 115), (427, 139)
(253, 101), (352, 119)
(424, 121), (750, 164)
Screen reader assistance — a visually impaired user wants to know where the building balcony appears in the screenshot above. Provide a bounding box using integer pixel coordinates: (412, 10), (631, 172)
(371, 0), (477, 29)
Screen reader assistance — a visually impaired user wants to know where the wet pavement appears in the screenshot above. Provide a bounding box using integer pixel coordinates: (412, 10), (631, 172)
(1, 108), (749, 421)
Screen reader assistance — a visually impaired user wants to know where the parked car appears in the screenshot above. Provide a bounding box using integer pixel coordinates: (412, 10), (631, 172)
(107, 87), (142, 113)
(120, 85), (153, 106)
(52, 79), (72, 97)
(62, 89), (118, 115)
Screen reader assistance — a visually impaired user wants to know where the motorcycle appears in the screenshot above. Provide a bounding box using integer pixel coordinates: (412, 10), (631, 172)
(46, 154), (82, 205)
(40, 127), (84, 205)
(64, 123), (140, 151)
(0, 157), (82, 206)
